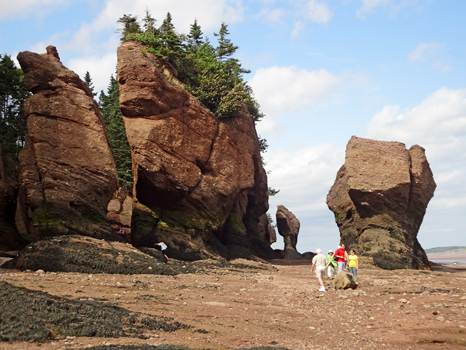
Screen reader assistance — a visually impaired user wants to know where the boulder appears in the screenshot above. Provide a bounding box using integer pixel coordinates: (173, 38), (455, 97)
(301, 252), (316, 260)
(276, 205), (302, 259)
(117, 42), (272, 260)
(15, 46), (119, 241)
(2, 235), (176, 275)
(333, 271), (358, 290)
(327, 136), (436, 270)
(106, 187), (133, 233)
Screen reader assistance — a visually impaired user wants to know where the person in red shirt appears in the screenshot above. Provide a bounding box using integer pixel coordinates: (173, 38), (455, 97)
(334, 243), (348, 273)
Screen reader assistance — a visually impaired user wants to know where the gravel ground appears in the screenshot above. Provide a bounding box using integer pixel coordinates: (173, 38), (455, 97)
(1, 259), (465, 350)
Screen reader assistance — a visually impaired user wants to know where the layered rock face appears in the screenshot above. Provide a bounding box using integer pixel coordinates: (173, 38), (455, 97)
(276, 205), (302, 259)
(327, 136), (436, 269)
(15, 46), (119, 241)
(117, 42), (271, 260)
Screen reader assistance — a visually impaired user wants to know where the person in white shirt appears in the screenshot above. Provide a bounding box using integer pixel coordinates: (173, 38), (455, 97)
(311, 249), (328, 292)
(154, 242), (168, 261)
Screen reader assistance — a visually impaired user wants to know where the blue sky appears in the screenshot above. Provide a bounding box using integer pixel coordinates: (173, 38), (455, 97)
(1, 0), (466, 254)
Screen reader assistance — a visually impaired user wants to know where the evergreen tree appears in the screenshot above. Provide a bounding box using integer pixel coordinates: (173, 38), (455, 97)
(0, 54), (29, 173)
(99, 74), (133, 188)
(159, 12), (183, 61)
(117, 14), (141, 42)
(83, 71), (97, 97)
(214, 23), (238, 61)
(142, 8), (156, 35)
(187, 19), (203, 50)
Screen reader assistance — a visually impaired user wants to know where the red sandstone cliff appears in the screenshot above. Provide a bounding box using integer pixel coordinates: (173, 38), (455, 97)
(117, 42), (271, 260)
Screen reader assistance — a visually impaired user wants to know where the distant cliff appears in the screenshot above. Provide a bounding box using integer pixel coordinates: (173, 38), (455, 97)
(425, 246), (466, 255)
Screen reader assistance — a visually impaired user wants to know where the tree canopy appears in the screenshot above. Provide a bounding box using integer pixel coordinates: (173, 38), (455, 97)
(117, 12), (264, 123)
(0, 54), (29, 173)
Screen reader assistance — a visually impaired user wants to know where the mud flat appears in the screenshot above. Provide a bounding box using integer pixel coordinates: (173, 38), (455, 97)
(1, 259), (466, 350)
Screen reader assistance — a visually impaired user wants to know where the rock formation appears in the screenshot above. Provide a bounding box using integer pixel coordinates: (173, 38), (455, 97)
(117, 42), (271, 260)
(327, 136), (436, 269)
(15, 46), (119, 241)
(276, 205), (302, 259)
(0, 146), (26, 250)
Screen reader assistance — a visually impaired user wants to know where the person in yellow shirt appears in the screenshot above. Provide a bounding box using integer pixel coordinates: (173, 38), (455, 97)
(348, 249), (358, 280)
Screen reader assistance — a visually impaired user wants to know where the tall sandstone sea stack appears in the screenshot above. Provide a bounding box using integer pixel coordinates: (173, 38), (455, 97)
(117, 42), (271, 260)
(327, 136), (436, 269)
(15, 46), (119, 241)
(276, 205), (302, 259)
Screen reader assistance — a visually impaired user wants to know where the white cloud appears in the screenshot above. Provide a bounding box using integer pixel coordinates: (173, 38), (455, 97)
(94, 0), (245, 34)
(257, 8), (284, 24)
(356, 0), (391, 18)
(366, 87), (466, 213)
(366, 87), (466, 163)
(305, 0), (333, 24)
(249, 66), (342, 117)
(409, 42), (444, 62)
(409, 42), (450, 71)
(0, 0), (66, 20)
(290, 20), (305, 38)
(356, 0), (424, 19)
(68, 53), (118, 94)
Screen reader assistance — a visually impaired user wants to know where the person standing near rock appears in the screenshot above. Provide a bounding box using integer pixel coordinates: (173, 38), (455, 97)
(154, 242), (168, 262)
(311, 249), (327, 292)
(118, 226), (125, 237)
(334, 244), (348, 273)
(348, 249), (359, 280)
(326, 250), (337, 279)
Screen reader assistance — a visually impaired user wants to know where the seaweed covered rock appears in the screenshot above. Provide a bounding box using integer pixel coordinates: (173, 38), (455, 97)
(276, 205), (302, 259)
(2, 235), (179, 275)
(15, 46), (119, 241)
(326, 136), (436, 269)
(117, 42), (271, 260)
(0, 281), (192, 341)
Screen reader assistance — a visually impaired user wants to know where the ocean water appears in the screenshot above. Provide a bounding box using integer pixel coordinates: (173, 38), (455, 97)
(429, 259), (466, 265)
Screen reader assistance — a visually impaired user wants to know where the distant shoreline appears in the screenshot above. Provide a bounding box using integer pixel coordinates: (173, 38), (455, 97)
(427, 253), (466, 259)
(428, 253), (466, 265)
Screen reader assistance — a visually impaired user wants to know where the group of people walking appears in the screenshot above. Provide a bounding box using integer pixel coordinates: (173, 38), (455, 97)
(311, 243), (359, 292)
